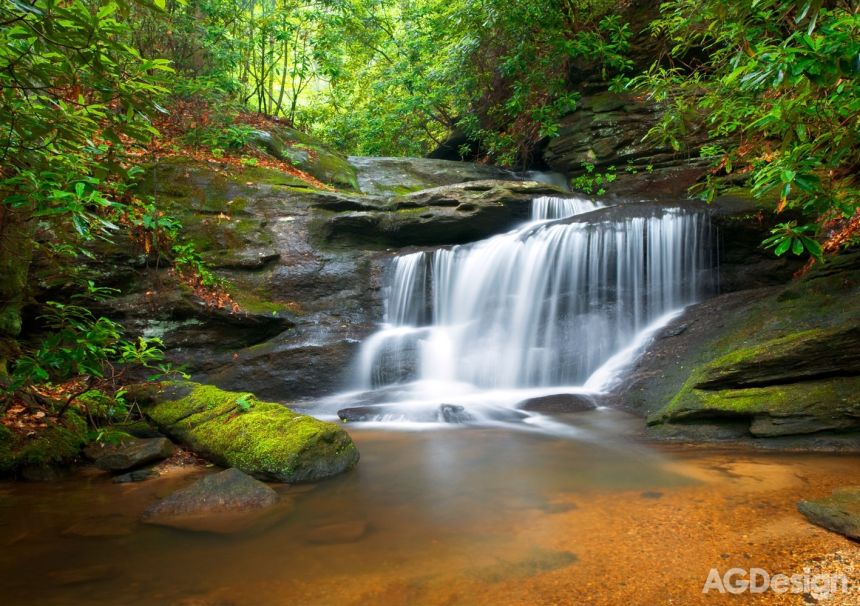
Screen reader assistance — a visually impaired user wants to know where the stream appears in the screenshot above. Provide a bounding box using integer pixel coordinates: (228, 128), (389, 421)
(0, 421), (856, 605)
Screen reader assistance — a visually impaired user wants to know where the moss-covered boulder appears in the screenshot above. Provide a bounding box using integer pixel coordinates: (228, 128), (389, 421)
(143, 381), (359, 482)
(620, 251), (860, 444)
(0, 413), (88, 478)
(249, 127), (359, 191)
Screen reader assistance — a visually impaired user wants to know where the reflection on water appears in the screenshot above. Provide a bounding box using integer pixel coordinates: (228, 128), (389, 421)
(0, 411), (857, 606)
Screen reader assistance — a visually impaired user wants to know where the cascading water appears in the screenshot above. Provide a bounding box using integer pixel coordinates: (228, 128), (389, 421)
(336, 195), (716, 425)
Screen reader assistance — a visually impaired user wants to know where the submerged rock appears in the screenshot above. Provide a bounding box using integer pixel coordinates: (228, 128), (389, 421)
(112, 468), (160, 483)
(302, 520), (369, 545)
(142, 468), (280, 534)
(144, 381), (359, 482)
(516, 394), (598, 413)
(798, 487), (860, 540)
(90, 437), (175, 472)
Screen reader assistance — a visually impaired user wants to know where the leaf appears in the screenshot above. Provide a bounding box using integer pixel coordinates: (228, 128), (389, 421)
(774, 238), (792, 256)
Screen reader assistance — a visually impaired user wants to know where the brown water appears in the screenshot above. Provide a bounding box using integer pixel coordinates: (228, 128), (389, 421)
(1, 410), (858, 606)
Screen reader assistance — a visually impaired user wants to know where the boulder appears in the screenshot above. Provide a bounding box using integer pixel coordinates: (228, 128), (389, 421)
(620, 251), (860, 444)
(142, 468), (280, 534)
(89, 437), (174, 472)
(516, 394), (598, 413)
(144, 381), (359, 482)
(798, 487), (860, 540)
(249, 127), (360, 191)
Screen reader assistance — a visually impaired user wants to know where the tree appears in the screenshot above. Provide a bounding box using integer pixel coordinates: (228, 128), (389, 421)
(633, 0), (859, 260)
(0, 0), (170, 379)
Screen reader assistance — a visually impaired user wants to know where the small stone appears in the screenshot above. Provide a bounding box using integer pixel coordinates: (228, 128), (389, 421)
(516, 394), (598, 413)
(49, 564), (115, 586)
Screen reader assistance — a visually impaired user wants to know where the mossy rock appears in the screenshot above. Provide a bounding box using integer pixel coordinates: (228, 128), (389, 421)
(0, 412), (88, 477)
(144, 381), (359, 482)
(248, 128), (359, 191)
(798, 486), (860, 540)
(644, 252), (860, 439)
(649, 377), (860, 437)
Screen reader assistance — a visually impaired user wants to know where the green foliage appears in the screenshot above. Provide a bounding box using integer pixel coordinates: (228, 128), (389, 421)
(631, 0), (859, 256)
(235, 395), (255, 413)
(571, 163), (617, 196)
(302, 0), (633, 165)
(763, 221), (824, 260)
(8, 300), (168, 392)
(172, 242), (223, 288)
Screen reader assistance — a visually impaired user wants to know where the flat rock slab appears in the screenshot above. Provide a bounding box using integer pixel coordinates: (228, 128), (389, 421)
(142, 468), (280, 534)
(516, 394), (598, 413)
(798, 486), (860, 540)
(91, 437), (175, 472)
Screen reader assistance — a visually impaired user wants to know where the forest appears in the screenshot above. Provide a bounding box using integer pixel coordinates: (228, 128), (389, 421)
(0, 1), (858, 604)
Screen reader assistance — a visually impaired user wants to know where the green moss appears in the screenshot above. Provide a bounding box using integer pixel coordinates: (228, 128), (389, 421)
(0, 425), (14, 473)
(649, 376), (860, 426)
(145, 381), (359, 482)
(0, 412), (88, 475)
(239, 165), (313, 189)
(231, 290), (299, 316)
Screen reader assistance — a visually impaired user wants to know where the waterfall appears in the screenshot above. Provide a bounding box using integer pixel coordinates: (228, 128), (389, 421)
(348, 195), (715, 419)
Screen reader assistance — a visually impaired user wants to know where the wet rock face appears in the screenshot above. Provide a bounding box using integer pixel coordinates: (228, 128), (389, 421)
(620, 252), (860, 445)
(87, 157), (384, 399)
(320, 180), (567, 247)
(142, 468), (280, 534)
(798, 487), (860, 540)
(542, 92), (712, 199)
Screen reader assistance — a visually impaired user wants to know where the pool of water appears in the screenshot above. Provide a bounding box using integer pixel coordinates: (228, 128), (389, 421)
(0, 409), (857, 606)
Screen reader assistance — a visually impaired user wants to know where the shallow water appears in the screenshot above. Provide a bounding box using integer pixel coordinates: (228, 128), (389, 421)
(1, 411), (858, 606)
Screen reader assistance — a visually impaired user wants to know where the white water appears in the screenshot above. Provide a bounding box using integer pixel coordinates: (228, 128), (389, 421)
(331, 195), (715, 426)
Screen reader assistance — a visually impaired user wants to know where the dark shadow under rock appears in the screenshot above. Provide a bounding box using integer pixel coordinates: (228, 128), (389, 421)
(89, 437), (175, 472)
